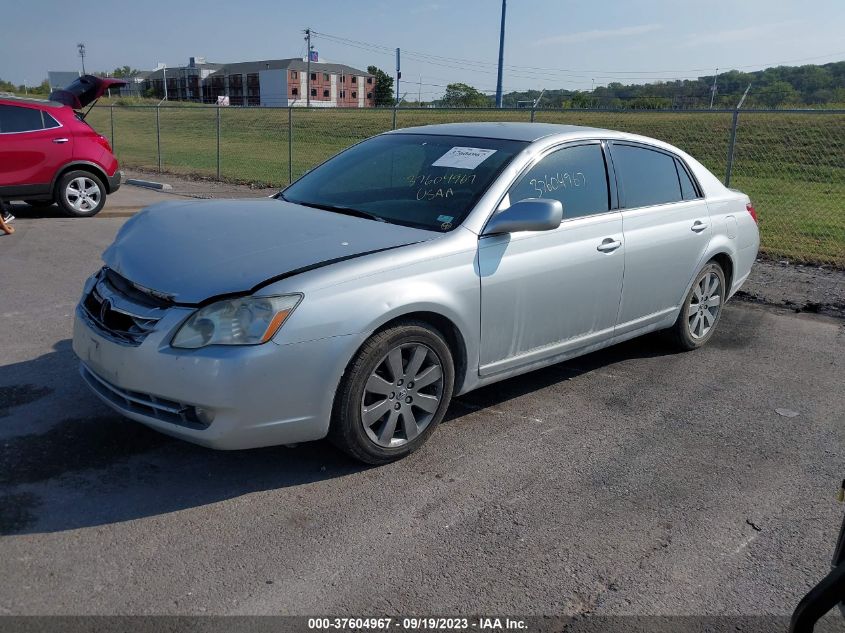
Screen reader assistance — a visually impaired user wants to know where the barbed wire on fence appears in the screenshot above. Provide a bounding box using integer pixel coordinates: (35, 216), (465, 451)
(86, 105), (844, 266)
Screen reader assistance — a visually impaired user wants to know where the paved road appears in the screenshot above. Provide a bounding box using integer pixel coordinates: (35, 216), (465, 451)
(0, 216), (843, 617)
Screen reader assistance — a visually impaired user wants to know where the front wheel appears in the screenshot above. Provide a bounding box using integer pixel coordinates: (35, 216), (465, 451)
(330, 321), (455, 464)
(665, 261), (726, 350)
(55, 171), (106, 217)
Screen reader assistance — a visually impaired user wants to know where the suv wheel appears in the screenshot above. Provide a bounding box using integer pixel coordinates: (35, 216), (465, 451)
(330, 321), (455, 464)
(56, 171), (106, 217)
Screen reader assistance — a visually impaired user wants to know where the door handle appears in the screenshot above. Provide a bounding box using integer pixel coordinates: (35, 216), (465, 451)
(52, 138), (70, 144)
(691, 220), (709, 232)
(597, 238), (622, 253)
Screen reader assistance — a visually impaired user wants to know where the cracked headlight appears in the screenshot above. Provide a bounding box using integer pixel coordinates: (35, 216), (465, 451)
(172, 294), (303, 349)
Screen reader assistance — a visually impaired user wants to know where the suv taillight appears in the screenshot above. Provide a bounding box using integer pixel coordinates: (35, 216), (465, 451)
(95, 135), (112, 152)
(746, 202), (758, 224)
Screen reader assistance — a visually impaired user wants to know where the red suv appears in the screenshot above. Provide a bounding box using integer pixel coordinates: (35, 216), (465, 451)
(0, 75), (126, 217)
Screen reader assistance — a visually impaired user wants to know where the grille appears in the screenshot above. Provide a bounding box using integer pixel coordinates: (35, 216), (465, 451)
(80, 364), (208, 430)
(81, 269), (167, 346)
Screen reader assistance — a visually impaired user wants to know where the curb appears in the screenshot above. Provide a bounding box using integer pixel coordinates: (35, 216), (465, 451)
(125, 179), (173, 191)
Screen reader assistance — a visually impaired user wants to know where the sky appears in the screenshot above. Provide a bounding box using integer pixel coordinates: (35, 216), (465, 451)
(2, 0), (844, 97)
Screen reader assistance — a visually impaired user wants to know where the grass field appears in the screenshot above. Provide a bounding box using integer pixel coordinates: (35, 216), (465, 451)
(84, 106), (845, 266)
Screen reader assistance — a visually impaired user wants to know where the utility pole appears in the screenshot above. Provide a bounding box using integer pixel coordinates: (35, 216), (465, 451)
(305, 28), (312, 107)
(395, 48), (401, 106)
(77, 43), (86, 74)
(495, 0), (506, 108)
(418, 75), (422, 105)
(709, 68), (719, 109)
(163, 66), (168, 101)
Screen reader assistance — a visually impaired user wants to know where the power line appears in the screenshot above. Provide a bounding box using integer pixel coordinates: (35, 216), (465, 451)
(311, 29), (845, 78)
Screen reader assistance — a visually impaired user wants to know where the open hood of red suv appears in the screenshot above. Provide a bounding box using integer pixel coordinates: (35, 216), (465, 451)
(49, 75), (127, 110)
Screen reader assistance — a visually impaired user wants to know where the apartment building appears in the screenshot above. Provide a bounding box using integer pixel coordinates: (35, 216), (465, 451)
(206, 59), (375, 107)
(141, 57), (375, 107)
(144, 57), (223, 101)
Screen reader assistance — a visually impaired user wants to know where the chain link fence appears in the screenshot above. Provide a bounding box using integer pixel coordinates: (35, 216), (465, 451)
(87, 105), (845, 266)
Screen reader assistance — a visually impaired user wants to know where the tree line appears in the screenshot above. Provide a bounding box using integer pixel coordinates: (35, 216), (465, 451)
(499, 62), (845, 109)
(5, 60), (841, 109)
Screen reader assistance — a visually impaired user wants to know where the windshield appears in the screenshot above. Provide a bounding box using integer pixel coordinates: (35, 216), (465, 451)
(281, 133), (528, 231)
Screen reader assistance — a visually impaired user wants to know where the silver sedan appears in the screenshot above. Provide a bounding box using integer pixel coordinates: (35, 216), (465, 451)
(72, 122), (759, 463)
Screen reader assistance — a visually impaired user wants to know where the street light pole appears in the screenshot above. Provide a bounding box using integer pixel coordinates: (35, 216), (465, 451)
(495, 0), (506, 108)
(305, 28), (312, 107)
(395, 48), (401, 106)
(77, 43), (86, 74)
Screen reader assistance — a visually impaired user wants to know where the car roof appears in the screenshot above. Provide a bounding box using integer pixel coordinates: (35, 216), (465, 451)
(386, 121), (607, 142)
(0, 95), (64, 108)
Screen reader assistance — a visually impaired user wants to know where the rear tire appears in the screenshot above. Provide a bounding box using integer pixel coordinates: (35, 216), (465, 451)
(329, 321), (455, 464)
(55, 170), (106, 217)
(665, 261), (726, 351)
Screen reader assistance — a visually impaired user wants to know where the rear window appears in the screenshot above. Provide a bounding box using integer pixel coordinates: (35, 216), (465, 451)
(612, 144), (682, 208)
(0, 104), (45, 133)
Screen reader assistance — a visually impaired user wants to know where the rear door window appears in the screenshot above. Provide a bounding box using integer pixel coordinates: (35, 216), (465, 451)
(612, 144), (683, 208)
(0, 105), (45, 133)
(508, 143), (610, 219)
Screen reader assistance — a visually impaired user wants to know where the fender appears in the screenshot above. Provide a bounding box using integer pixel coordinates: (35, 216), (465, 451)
(675, 241), (738, 310)
(50, 160), (113, 193)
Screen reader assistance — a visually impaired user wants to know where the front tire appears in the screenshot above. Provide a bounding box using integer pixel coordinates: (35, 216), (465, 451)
(330, 321), (455, 464)
(666, 261), (726, 350)
(55, 171), (106, 217)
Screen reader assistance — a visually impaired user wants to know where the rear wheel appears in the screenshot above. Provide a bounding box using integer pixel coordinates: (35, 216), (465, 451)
(55, 171), (106, 217)
(666, 261), (726, 350)
(330, 321), (455, 464)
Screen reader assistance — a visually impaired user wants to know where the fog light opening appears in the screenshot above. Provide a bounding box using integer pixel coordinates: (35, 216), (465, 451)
(193, 407), (215, 426)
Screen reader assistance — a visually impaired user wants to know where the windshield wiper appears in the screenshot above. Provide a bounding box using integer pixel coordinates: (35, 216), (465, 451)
(291, 200), (387, 223)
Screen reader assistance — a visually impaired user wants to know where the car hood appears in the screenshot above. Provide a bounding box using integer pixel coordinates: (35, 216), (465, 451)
(49, 74), (127, 109)
(102, 198), (439, 304)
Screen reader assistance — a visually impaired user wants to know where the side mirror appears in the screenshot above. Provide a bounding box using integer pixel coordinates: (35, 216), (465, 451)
(482, 198), (563, 236)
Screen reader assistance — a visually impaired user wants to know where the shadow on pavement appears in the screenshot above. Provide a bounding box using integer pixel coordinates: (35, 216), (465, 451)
(0, 333), (679, 535)
(5, 202), (68, 219)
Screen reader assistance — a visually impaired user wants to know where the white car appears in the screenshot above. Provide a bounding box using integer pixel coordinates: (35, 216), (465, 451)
(73, 123), (759, 463)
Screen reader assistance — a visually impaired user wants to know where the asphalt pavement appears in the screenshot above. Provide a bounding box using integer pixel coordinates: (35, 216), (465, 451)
(0, 212), (843, 618)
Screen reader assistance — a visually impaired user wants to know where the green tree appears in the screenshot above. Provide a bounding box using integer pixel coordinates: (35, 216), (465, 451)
(367, 65), (394, 106)
(757, 81), (799, 107)
(441, 83), (490, 107)
(112, 66), (141, 78)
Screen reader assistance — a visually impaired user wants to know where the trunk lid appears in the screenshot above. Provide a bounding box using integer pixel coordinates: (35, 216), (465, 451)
(49, 75), (127, 110)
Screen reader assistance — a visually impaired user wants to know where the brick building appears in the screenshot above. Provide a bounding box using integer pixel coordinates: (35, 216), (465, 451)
(206, 58), (375, 107)
(143, 57), (375, 107)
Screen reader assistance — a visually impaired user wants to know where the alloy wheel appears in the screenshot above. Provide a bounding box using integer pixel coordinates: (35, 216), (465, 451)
(361, 343), (444, 448)
(65, 177), (101, 213)
(688, 271), (722, 339)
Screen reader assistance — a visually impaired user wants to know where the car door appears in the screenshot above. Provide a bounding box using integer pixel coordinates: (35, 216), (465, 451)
(0, 104), (73, 188)
(478, 141), (624, 376)
(608, 142), (712, 335)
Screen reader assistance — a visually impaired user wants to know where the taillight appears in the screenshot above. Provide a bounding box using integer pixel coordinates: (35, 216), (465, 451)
(95, 135), (112, 152)
(746, 202), (758, 224)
